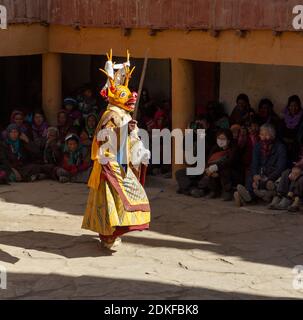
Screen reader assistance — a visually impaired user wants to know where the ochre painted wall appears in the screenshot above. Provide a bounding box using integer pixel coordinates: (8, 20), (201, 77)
(48, 26), (303, 67)
(0, 25), (48, 56)
(2, 24), (303, 67)
(220, 63), (303, 115)
(42, 53), (62, 125)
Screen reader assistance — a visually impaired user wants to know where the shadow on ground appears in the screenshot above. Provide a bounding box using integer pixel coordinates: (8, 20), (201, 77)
(1, 178), (303, 270)
(0, 231), (111, 259)
(0, 249), (19, 264)
(0, 272), (295, 300)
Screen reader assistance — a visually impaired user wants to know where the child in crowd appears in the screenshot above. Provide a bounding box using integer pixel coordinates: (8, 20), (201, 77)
(63, 97), (82, 127)
(84, 113), (98, 140)
(56, 134), (92, 183)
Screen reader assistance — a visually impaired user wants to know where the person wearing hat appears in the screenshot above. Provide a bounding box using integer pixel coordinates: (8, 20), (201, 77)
(77, 87), (99, 118)
(63, 97), (82, 128)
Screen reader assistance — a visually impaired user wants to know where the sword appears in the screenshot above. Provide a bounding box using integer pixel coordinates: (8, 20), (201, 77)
(133, 48), (150, 120)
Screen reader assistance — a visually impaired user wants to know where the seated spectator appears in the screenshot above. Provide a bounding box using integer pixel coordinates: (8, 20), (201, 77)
(55, 134), (92, 183)
(57, 110), (71, 145)
(79, 128), (92, 157)
(140, 107), (156, 134)
(188, 129), (239, 201)
(206, 101), (230, 130)
(138, 88), (155, 129)
(243, 120), (260, 182)
(282, 95), (303, 164)
(176, 116), (215, 195)
(268, 161), (303, 213)
(0, 141), (12, 184)
(79, 128), (93, 150)
(234, 124), (287, 206)
(230, 124), (241, 143)
(230, 94), (255, 127)
(230, 124), (249, 184)
(63, 97), (82, 127)
(39, 127), (63, 180)
(161, 100), (172, 130)
(2, 110), (32, 140)
(43, 127), (63, 165)
(153, 106), (168, 131)
(77, 87), (98, 117)
(84, 113), (98, 140)
(31, 110), (48, 151)
(3, 124), (44, 182)
(256, 98), (282, 131)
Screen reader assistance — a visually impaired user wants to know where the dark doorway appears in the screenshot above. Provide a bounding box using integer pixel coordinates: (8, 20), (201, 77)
(192, 61), (220, 115)
(62, 54), (172, 126)
(0, 55), (42, 129)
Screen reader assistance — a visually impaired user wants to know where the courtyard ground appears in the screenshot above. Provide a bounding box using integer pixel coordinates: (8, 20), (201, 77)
(0, 177), (303, 300)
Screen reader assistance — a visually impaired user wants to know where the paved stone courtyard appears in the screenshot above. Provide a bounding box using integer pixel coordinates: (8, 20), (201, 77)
(0, 177), (303, 300)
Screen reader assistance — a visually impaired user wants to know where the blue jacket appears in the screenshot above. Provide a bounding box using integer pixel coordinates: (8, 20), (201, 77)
(251, 141), (287, 182)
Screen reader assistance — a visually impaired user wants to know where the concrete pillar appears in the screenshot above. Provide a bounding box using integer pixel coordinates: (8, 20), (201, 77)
(171, 58), (195, 177)
(42, 53), (62, 125)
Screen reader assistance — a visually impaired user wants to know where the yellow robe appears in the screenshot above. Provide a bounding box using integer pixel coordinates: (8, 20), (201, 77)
(82, 106), (151, 237)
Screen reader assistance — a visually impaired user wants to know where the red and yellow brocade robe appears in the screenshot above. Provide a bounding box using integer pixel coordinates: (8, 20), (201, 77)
(82, 105), (151, 240)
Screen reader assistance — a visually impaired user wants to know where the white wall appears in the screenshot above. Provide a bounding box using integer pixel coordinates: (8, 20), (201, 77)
(220, 63), (303, 116)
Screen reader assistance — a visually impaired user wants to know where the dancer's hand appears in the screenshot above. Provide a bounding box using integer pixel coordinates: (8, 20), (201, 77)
(128, 120), (138, 133)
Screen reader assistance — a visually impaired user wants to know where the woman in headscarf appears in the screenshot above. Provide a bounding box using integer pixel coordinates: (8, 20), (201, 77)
(206, 101), (230, 130)
(189, 129), (240, 201)
(282, 95), (303, 164)
(55, 134), (92, 183)
(2, 110), (32, 140)
(230, 94), (255, 127)
(3, 124), (44, 182)
(38, 127), (63, 180)
(56, 110), (71, 145)
(84, 113), (98, 140)
(256, 98), (282, 131)
(63, 97), (83, 128)
(31, 110), (48, 151)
